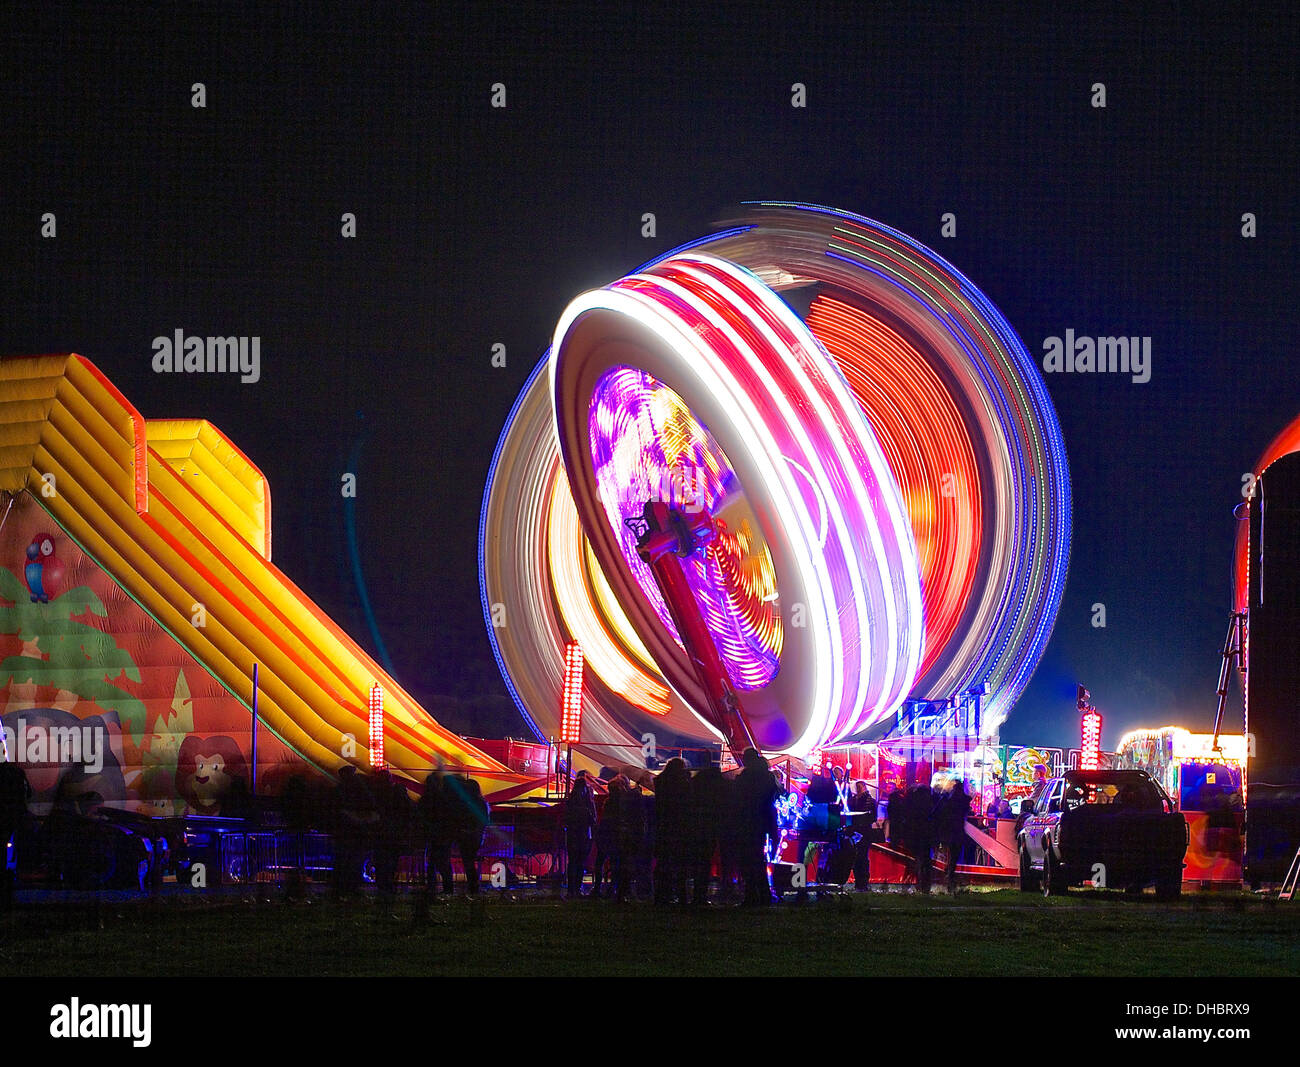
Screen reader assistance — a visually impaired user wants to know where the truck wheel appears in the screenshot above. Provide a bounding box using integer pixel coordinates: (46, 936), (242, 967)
(1154, 869), (1182, 901)
(1042, 847), (1067, 897)
(1018, 846), (1040, 892)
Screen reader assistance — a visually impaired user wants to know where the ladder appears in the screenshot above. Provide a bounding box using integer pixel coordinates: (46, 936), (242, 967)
(1211, 612), (1247, 749)
(1281, 845), (1300, 901)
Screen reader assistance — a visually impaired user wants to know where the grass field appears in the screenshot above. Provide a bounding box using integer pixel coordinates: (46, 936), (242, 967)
(4, 887), (1299, 977)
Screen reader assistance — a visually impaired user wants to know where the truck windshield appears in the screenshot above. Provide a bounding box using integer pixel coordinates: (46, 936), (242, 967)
(1062, 778), (1162, 812)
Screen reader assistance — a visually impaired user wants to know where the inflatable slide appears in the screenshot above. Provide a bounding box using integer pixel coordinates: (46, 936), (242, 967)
(0, 354), (531, 815)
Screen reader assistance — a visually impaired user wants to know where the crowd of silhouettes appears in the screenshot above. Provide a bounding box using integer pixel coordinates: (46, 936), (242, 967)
(562, 755), (986, 902)
(416, 768), (490, 912)
(559, 758), (982, 899)
(883, 777), (972, 893)
(563, 747), (792, 905)
(1, 758), (493, 909)
(0, 747), (984, 908)
(313, 763), (490, 912)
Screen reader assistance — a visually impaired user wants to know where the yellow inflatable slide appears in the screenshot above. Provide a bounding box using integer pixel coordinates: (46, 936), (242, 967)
(0, 353), (532, 801)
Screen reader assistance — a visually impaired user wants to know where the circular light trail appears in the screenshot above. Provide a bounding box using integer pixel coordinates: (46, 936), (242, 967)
(479, 203), (1071, 759)
(806, 294), (981, 682)
(551, 253), (924, 752)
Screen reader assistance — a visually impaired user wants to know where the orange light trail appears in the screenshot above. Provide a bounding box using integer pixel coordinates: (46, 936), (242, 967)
(806, 294), (981, 679)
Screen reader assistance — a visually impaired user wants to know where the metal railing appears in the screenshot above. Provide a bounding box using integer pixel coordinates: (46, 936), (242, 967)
(217, 831), (333, 885)
(209, 824), (561, 887)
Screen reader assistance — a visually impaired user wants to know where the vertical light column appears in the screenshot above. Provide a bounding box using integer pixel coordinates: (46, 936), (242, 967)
(369, 682), (385, 769)
(561, 642), (584, 745)
(1080, 702), (1102, 772)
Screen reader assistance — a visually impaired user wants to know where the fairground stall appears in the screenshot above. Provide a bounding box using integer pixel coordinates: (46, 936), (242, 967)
(1117, 727), (1246, 887)
(762, 694), (1045, 887)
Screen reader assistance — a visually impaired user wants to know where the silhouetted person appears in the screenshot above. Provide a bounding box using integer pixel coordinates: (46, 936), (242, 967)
(45, 782), (97, 888)
(885, 783), (908, 847)
(806, 767), (838, 805)
(593, 776), (626, 899)
(446, 776), (490, 894)
(652, 758), (691, 904)
(373, 770), (412, 908)
(562, 771), (597, 898)
(415, 771), (456, 918)
(938, 780), (971, 893)
(619, 779), (646, 902)
(805, 766), (844, 883)
(717, 771), (743, 902)
(0, 760), (31, 911)
(904, 784), (936, 893)
(688, 766), (725, 904)
(332, 765), (378, 896)
(849, 780), (877, 892)
(736, 748), (779, 905)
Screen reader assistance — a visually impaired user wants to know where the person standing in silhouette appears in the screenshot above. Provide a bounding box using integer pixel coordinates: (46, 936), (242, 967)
(447, 776), (490, 894)
(281, 774), (311, 903)
(593, 775), (625, 899)
(904, 783), (936, 894)
(849, 780), (878, 892)
(618, 779), (646, 902)
(736, 748), (779, 905)
(332, 765), (377, 898)
(652, 758), (691, 904)
(885, 781), (908, 847)
(562, 771), (597, 898)
(688, 766), (724, 904)
(415, 771), (455, 918)
(373, 770), (412, 909)
(939, 779), (971, 893)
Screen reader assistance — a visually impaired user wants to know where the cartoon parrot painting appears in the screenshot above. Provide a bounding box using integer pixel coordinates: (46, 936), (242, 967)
(24, 532), (64, 603)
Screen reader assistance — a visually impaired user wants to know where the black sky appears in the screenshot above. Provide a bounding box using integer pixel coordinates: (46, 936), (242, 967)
(2, 1), (1297, 751)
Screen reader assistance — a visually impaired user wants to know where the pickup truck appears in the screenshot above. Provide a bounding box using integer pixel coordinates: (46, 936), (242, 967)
(1017, 769), (1188, 900)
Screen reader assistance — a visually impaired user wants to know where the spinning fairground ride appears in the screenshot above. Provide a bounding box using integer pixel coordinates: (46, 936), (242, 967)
(480, 203), (1071, 768)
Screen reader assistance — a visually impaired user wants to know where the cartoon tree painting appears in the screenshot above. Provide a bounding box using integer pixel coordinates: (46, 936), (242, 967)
(0, 566), (147, 738)
(139, 669), (195, 814)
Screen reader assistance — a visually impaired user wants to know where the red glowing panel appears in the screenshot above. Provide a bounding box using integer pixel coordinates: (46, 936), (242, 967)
(1080, 709), (1102, 771)
(368, 682), (385, 769)
(561, 641), (585, 744)
(805, 295), (982, 681)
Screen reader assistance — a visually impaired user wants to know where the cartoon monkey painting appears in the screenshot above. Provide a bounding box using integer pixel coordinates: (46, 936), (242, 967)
(174, 735), (247, 816)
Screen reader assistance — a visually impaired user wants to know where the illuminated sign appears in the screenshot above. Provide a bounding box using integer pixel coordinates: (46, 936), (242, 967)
(1171, 731), (1247, 763)
(1080, 708), (1103, 771)
(1118, 727), (1248, 765)
(560, 641), (584, 744)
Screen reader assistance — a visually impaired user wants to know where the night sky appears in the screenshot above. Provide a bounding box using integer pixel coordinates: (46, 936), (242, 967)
(2, 2), (1296, 752)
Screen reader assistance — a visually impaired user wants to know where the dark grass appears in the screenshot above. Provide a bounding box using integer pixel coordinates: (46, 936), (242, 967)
(3, 888), (1298, 977)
